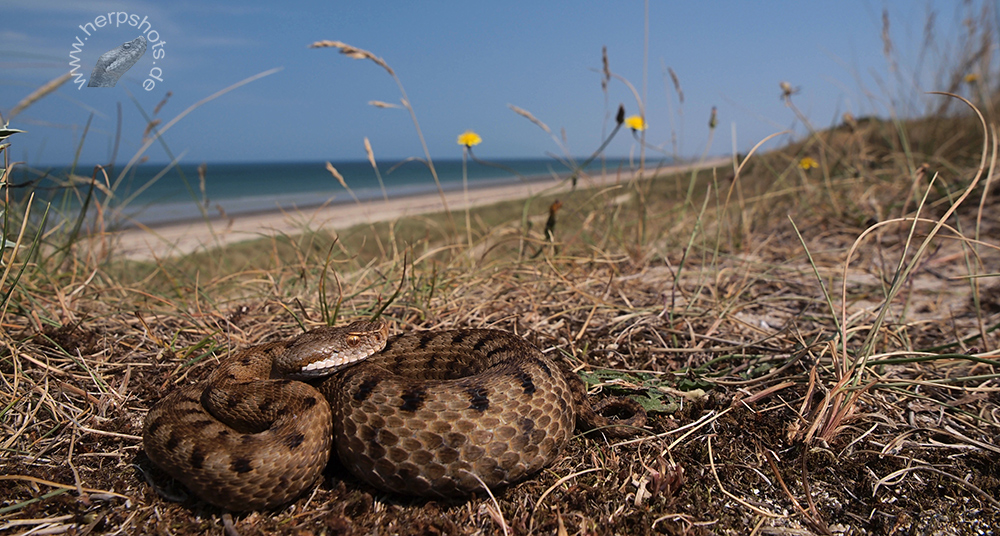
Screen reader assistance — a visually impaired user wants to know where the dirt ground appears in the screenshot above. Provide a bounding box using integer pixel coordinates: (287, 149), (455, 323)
(3, 156), (999, 535)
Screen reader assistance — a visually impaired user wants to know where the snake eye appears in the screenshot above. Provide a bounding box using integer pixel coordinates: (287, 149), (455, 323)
(123, 43), (131, 49)
(346, 334), (359, 346)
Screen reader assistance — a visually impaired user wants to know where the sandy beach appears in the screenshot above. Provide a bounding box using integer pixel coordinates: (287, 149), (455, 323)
(111, 158), (729, 261)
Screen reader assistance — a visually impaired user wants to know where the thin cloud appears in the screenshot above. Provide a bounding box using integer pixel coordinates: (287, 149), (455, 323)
(12, 0), (180, 35)
(0, 30), (35, 44)
(12, 0), (155, 14)
(185, 35), (256, 48)
(169, 3), (272, 16)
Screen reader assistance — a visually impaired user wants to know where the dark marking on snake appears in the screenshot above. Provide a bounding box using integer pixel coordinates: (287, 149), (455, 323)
(187, 419), (216, 431)
(165, 433), (180, 452)
(200, 387), (216, 409)
(354, 378), (380, 401)
(485, 346), (507, 361)
(190, 446), (205, 469)
(472, 338), (490, 354)
(285, 432), (305, 450)
(400, 388), (427, 412)
(417, 332), (436, 349)
(518, 416), (535, 434)
(512, 367), (536, 395)
(536, 358), (553, 378)
(231, 457), (254, 474)
(467, 385), (490, 411)
(145, 418), (164, 437)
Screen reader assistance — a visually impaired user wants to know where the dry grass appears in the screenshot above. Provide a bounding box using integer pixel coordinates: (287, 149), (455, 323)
(2, 100), (1000, 534)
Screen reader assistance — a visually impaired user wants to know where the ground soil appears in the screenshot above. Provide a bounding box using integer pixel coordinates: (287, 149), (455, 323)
(2, 161), (999, 535)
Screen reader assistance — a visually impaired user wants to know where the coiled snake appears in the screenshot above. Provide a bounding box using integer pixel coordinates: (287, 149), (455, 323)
(142, 320), (645, 511)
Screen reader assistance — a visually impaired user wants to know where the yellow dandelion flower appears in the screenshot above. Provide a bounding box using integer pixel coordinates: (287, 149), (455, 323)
(964, 73), (980, 84)
(457, 130), (482, 147)
(624, 115), (646, 131)
(799, 157), (819, 170)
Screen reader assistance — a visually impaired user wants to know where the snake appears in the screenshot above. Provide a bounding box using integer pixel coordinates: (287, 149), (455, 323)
(88, 36), (146, 88)
(142, 320), (645, 511)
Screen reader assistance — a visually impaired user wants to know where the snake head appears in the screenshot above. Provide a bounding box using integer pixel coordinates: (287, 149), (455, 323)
(279, 320), (389, 379)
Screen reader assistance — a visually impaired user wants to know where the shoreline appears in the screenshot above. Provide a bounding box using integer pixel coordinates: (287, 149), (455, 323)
(110, 168), (566, 231)
(109, 158), (728, 261)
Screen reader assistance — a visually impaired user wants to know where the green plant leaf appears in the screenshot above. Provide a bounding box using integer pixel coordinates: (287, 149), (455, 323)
(629, 392), (678, 413)
(579, 370), (681, 414)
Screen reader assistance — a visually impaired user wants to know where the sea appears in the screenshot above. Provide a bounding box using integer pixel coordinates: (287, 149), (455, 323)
(17, 158), (645, 228)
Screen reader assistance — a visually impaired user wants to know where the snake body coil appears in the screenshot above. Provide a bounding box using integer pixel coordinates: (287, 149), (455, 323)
(143, 321), (643, 511)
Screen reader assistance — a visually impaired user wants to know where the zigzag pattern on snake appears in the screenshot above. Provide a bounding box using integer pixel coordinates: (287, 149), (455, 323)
(142, 321), (645, 511)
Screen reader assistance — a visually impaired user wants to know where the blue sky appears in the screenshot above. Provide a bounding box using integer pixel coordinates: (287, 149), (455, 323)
(1, 0), (984, 166)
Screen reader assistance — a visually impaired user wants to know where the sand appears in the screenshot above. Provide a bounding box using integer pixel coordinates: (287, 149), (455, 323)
(110, 158), (729, 261)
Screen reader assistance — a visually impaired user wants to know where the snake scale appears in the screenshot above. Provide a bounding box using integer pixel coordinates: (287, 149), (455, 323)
(142, 320), (645, 511)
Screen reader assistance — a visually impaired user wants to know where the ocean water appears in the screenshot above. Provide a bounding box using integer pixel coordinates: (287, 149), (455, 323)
(21, 158), (637, 227)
